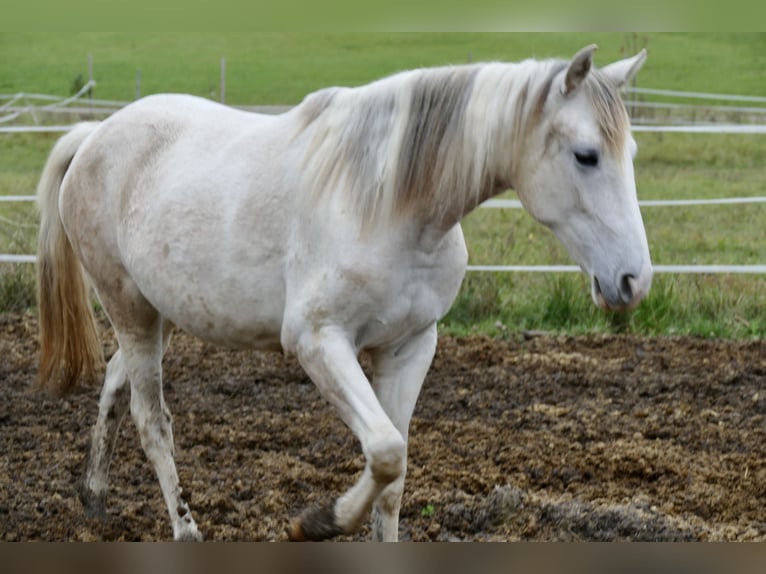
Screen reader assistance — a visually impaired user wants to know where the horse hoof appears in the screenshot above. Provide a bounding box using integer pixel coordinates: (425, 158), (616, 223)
(79, 485), (107, 523)
(286, 504), (344, 541)
(176, 529), (204, 542)
(286, 518), (307, 542)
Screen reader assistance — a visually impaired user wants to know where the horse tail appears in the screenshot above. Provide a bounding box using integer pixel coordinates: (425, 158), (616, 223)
(36, 122), (103, 394)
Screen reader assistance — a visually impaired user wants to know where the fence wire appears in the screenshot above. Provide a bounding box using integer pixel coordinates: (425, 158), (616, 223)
(2, 85), (765, 274)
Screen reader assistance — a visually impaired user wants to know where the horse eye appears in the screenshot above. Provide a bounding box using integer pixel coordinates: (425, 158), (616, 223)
(574, 150), (599, 168)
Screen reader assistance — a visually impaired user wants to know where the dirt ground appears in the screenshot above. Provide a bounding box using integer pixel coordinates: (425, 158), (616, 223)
(1, 311), (764, 541)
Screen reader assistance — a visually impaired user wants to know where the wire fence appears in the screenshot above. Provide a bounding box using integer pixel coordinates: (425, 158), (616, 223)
(2, 82), (766, 131)
(1, 84), (765, 274)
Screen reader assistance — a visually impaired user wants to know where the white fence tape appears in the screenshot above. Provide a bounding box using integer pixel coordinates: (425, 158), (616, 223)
(3, 193), (766, 274)
(6, 195), (766, 208)
(625, 86), (766, 104)
(0, 125), (75, 133)
(5, 123), (766, 135)
(630, 100), (766, 115)
(481, 197), (766, 209)
(0, 196), (37, 202)
(1, 253), (762, 274)
(632, 125), (766, 134)
(467, 265), (766, 274)
(0, 254), (36, 263)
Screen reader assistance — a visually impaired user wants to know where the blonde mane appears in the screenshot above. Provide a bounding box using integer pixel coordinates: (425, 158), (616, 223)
(584, 68), (632, 155)
(295, 58), (629, 228)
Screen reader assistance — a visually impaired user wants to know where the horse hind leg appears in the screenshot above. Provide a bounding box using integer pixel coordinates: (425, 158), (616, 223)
(116, 316), (200, 541)
(80, 321), (176, 524)
(80, 348), (130, 521)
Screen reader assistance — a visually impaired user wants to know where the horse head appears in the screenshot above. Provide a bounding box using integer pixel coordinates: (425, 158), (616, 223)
(514, 45), (652, 311)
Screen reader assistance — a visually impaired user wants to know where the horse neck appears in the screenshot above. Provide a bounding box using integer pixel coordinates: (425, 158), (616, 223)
(414, 59), (562, 231)
(295, 59), (563, 234)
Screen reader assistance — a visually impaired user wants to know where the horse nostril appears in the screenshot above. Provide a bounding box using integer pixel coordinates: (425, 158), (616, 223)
(619, 274), (636, 304)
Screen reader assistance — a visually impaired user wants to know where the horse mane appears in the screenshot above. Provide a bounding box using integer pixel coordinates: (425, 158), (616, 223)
(582, 68), (631, 156)
(295, 58), (629, 228)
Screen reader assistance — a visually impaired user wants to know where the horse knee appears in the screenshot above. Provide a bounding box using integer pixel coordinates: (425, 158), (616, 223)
(367, 434), (406, 484)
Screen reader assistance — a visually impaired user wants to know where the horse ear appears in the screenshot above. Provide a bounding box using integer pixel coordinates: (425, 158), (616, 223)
(564, 44), (598, 96)
(601, 49), (648, 88)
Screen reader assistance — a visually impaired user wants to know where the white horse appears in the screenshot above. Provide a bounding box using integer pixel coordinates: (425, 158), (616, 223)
(36, 45), (651, 541)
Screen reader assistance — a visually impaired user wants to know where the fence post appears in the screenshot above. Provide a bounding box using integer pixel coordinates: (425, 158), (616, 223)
(87, 53), (94, 115)
(220, 56), (226, 104)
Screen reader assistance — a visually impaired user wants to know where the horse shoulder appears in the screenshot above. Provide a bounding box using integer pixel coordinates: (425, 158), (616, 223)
(280, 221), (467, 353)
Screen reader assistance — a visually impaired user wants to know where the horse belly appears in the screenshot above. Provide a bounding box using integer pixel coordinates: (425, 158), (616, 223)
(122, 195), (288, 350)
(139, 258), (287, 351)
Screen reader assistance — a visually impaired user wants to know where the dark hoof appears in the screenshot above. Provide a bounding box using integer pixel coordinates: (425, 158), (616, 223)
(286, 518), (308, 542)
(287, 503), (344, 541)
(79, 485), (107, 522)
(176, 530), (204, 542)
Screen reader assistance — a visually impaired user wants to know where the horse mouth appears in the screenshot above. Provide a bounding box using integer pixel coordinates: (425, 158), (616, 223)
(592, 277), (610, 310)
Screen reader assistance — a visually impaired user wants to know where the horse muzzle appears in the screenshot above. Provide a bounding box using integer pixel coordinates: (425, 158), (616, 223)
(591, 263), (653, 312)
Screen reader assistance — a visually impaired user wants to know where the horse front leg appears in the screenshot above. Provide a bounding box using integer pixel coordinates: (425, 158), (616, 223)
(369, 324), (437, 542)
(286, 326), (406, 541)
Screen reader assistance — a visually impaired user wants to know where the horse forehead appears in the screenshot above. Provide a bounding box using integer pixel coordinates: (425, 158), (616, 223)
(550, 89), (629, 152)
(548, 99), (603, 142)
(560, 87), (599, 119)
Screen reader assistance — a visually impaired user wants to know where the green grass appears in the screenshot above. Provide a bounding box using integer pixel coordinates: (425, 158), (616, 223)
(442, 273), (766, 340)
(2, 33), (765, 105)
(445, 128), (766, 338)
(2, 33), (765, 338)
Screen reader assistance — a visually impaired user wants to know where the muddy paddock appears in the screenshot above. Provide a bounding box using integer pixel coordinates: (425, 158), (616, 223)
(1, 312), (764, 541)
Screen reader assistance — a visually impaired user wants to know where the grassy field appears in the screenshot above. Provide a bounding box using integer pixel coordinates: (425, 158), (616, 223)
(1, 33), (765, 338)
(3, 33), (766, 104)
